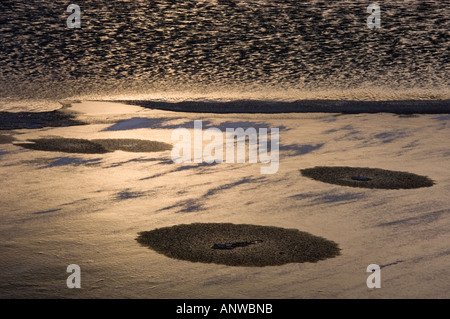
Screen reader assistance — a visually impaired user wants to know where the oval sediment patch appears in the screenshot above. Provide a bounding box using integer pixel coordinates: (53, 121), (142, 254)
(136, 223), (341, 267)
(300, 166), (434, 189)
(13, 137), (172, 154)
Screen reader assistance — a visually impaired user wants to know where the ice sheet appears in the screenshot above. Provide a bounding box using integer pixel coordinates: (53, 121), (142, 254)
(0, 102), (449, 298)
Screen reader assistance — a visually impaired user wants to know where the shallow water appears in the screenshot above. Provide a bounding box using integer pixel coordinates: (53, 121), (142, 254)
(0, 0), (449, 110)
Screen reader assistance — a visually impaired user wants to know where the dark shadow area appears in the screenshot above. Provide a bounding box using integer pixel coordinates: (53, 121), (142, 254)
(322, 125), (366, 142)
(42, 157), (103, 168)
(380, 260), (404, 269)
(136, 223), (340, 267)
(280, 143), (324, 156)
(373, 130), (408, 144)
(323, 125), (356, 135)
(377, 209), (448, 227)
(300, 166), (435, 189)
(158, 199), (205, 213)
(173, 162), (219, 172)
(157, 176), (264, 213)
(121, 100), (450, 114)
(32, 208), (62, 215)
(114, 190), (146, 201)
(213, 121), (286, 131)
(203, 177), (265, 198)
(106, 157), (163, 168)
(291, 190), (366, 206)
(140, 162), (219, 181)
(433, 115), (450, 121)
(0, 134), (15, 144)
(104, 117), (282, 132)
(0, 111), (85, 130)
(103, 117), (182, 131)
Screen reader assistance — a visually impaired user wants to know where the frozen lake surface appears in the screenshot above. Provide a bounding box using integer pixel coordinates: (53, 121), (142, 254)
(0, 101), (448, 298)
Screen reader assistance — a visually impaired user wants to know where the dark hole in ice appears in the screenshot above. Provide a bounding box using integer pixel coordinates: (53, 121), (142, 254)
(212, 240), (263, 250)
(351, 176), (372, 182)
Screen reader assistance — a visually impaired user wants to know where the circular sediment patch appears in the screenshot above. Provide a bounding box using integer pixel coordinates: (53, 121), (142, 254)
(13, 137), (172, 154)
(136, 223), (340, 267)
(300, 166), (434, 189)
